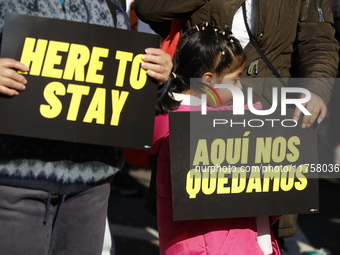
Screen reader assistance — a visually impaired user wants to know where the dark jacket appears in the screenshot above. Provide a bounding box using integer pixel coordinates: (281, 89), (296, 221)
(135, 0), (339, 107)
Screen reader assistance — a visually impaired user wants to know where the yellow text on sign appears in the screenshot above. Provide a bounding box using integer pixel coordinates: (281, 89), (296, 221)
(192, 134), (300, 166)
(19, 37), (147, 89)
(39, 82), (128, 126)
(186, 164), (308, 199)
(19, 38), (108, 84)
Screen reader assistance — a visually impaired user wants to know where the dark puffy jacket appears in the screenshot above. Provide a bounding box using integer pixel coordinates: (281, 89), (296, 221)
(135, 0), (339, 106)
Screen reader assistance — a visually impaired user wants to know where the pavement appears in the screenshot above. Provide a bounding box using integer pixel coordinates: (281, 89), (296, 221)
(106, 168), (340, 255)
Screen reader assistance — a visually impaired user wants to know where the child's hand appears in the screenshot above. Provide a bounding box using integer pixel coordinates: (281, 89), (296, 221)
(0, 58), (29, 96)
(141, 48), (172, 85)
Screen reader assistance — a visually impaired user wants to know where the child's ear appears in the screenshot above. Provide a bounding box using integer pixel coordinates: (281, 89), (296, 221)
(202, 72), (213, 79)
(202, 72), (214, 85)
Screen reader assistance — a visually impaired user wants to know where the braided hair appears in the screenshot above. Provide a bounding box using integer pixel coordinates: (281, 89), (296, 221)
(156, 22), (246, 114)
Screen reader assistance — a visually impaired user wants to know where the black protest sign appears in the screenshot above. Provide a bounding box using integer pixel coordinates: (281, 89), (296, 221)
(0, 13), (159, 149)
(169, 110), (318, 220)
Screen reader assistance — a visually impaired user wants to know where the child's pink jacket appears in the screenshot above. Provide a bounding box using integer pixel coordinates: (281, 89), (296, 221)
(149, 104), (281, 255)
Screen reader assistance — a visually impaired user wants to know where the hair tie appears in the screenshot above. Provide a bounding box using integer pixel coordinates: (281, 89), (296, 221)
(230, 39), (234, 43)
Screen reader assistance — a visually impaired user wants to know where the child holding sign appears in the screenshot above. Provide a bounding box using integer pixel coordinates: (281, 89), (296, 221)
(149, 22), (280, 255)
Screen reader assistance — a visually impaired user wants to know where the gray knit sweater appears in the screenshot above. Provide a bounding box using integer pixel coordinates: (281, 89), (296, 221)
(0, 0), (128, 195)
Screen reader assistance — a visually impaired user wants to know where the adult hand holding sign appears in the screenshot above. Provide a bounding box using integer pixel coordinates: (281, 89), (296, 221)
(0, 48), (172, 96)
(0, 13), (162, 148)
(293, 92), (327, 129)
(142, 48), (172, 85)
(0, 1), (168, 255)
(0, 58), (28, 96)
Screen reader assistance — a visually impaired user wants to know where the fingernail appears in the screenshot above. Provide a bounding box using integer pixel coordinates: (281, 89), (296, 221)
(293, 117), (298, 121)
(141, 62), (146, 68)
(306, 123), (311, 128)
(317, 118), (323, 124)
(144, 48), (149, 54)
(301, 123), (306, 129)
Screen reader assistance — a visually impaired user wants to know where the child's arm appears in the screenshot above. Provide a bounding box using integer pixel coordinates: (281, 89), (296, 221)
(0, 58), (29, 96)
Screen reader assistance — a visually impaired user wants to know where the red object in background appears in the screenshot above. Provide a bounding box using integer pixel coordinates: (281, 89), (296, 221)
(160, 18), (183, 57)
(123, 147), (151, 169)
(129, 2), (138, 31)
